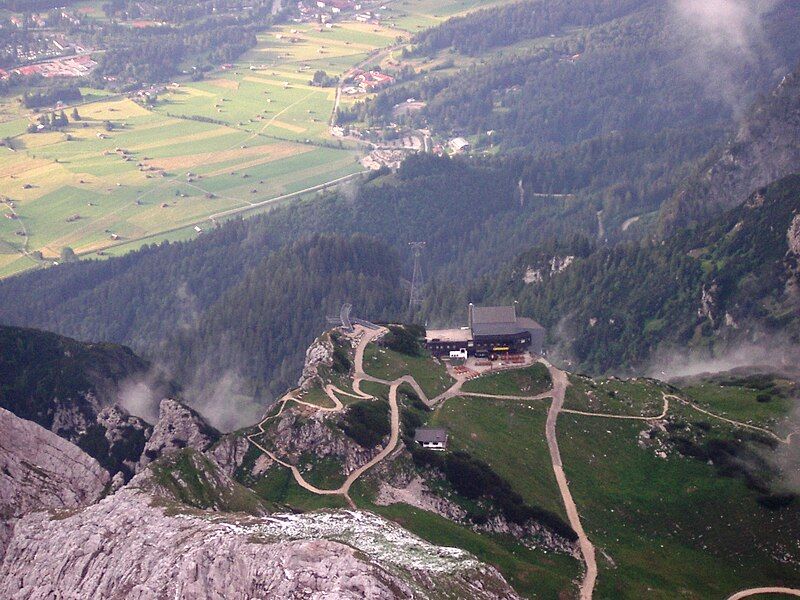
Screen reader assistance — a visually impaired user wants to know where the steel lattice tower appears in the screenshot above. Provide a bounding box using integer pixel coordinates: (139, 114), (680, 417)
(408, 242), (426, 311)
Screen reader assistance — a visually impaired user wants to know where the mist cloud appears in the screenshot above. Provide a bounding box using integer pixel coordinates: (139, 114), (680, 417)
(670, 0), (779, 115)
(647, 337), (799, 380)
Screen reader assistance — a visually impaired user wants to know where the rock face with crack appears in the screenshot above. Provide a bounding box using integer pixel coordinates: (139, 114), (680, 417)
(268, 408), (381, 473)
(0, 407), (109, 520)
(139, 398), (220, 469)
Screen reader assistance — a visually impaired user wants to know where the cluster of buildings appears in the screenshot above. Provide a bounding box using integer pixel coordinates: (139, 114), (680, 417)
(0, 54), (97, 80)
(296, 0), (383, 24)
(426, 304), (545, 359)
(342, 69), (394, 95)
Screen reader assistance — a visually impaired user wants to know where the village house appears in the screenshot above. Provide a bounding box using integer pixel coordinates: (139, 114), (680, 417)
(414, 427), (448, 451)
(448, 137), (470, 153)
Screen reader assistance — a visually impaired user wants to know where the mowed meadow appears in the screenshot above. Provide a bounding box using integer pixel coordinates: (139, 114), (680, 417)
(0, 96), (362, 277)
(0, 0), (513, 278)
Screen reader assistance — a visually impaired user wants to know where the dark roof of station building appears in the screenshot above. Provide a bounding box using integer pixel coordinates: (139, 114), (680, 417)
(414, 427), (448, 444)
(470, 305), (544, 337)
(471, 305), (517, 325)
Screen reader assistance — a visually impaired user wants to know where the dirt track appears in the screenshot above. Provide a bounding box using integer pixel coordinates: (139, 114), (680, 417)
(543, 360), (597, 600)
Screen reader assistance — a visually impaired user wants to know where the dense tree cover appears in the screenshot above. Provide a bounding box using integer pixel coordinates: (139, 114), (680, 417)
(414, 0), (649, 56)
(92, 18), (260, 85)
(0, 153), (593, 335)
(343, 1), (800, 232)
(359, 1), (799, 154)
(0, 325), (148, 431)
(160, 234), (405, 397)
(381, 324), (424, 356)
(437, 175), (800, 373)
(0, 155), (597, 393)
(657, 62), (800, 237)
(339, 400), (390, 448)
(22, 85), (82, 108)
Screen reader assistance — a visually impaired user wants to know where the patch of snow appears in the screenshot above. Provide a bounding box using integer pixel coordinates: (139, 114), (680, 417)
(214, 510), (479, 574)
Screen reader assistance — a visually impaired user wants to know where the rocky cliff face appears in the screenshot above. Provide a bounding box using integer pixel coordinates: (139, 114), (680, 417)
(0, 325), (155, 442)
(0, 406), (521, 600)
(297, 333), (335, 391)
(267, 408), (381, 474)
(659, 66), (800, 235)
(139, 398), (220, 470)
(207, 434), (250, 476)
(0, 407), (109, 521)
(0, 480), (520, 600)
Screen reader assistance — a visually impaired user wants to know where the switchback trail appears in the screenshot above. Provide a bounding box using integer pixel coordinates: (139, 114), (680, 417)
(245, 329), (794, 600)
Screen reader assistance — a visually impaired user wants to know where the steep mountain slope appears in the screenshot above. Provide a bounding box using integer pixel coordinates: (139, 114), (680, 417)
(0, 325), (155, 440)
(659, 65), (800, 235)
(0, 161), (595, 399)
(0, 407), (108, 520)
(348, 0), (800, 230)
(465, 174), (800, 373)
(0, 379), (520, 600)
(239, 326), (800, 598)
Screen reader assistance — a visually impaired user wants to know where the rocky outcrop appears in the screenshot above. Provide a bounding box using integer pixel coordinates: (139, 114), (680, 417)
(0, 325), (154, 443)
(207, 434), (250, 476)
(0, 483), (521, 599)
(524, 255), (575, 285)
(268, 409), (380, 474)
(0, 407), (108, 519)
(139, 398), (219, 470)
(298, 333), (335, 391)
(786, 213), (800, 300)
(659, 67), (800, 235)
(375, 475), (467, 521)
(477, 515), (576, 556)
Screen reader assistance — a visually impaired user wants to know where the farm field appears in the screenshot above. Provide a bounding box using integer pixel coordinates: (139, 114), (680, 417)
(0, 97), (361, 276)
(0, 0), (513, 278)
(154, 21), (405, 144)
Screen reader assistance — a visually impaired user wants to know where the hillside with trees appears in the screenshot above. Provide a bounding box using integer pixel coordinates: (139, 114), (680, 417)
(446, 174), (800, 373)
(342, 0), (800, 230)
(0, 155), (595, 370)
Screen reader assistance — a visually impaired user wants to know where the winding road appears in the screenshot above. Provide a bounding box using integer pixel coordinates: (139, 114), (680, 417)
(246, 325), (798, 599)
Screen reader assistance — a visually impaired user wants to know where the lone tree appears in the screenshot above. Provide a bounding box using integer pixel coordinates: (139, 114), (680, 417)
(60, 246), (77, 262)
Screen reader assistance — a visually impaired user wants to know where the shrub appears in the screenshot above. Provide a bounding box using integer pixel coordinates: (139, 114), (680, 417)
(383, 324), (423, 356)
(339, 400), (390, 448)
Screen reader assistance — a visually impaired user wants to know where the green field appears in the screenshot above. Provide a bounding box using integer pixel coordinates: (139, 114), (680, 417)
(362, 344), (454, 398)
(559, 406), (800, 598)
(461, 363), (552, 396)
(0, 0), (520, 278)
(430, 395), (565, 518)
(0, 97), (361, 275)
(564, 374), (667, 416)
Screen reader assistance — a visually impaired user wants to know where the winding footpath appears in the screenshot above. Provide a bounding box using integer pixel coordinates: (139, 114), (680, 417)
(726, 587), (800, 599)
(247, 326), (798, 599)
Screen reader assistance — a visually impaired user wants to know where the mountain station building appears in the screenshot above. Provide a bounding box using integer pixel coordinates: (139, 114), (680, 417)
(425, 304), (545, 358)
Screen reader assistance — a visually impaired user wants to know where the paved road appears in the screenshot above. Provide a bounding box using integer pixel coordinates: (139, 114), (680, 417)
(543, 359), (598, 600)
